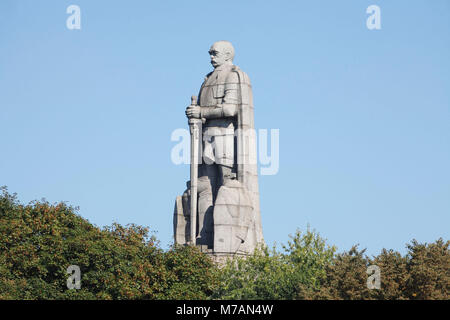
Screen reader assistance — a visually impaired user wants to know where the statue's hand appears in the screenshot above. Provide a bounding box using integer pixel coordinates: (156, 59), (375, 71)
(185, 105), (201, 119)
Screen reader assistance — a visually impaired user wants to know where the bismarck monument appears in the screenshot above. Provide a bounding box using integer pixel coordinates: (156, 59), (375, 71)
(174, 41), (264, 262)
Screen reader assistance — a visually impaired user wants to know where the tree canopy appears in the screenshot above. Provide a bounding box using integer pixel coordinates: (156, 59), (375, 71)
(0, 187), (448, 300)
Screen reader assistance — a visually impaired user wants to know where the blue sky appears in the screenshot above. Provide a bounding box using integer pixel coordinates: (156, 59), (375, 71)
(1, 0), (449, 256)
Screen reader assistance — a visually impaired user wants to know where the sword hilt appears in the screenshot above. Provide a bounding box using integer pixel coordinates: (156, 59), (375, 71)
(188, 95), (205, 124)
(191, 95), (197, 106)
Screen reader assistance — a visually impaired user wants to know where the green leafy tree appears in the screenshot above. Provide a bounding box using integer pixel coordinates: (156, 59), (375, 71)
(213, 228), (336, 299)
(404, 238), (449, 299)
(0, 187), (219, 300)
(1, 186), (448, 300)
(309, 245), (372, 300)
(310, 240), (449, 300)
(370, 249), (409, 300)
(162, 244), (220, 299)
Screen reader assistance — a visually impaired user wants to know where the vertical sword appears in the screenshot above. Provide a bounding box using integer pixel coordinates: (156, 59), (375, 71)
(188, 95), (202, 246)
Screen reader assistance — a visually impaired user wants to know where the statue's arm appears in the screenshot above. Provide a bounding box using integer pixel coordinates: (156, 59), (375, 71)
(200, 72), (239, 119)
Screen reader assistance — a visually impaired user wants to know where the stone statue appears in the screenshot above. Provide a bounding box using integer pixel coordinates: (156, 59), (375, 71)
(174, 41), (264, 260)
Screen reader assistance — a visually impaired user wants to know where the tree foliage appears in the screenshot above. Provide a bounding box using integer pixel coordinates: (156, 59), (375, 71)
(308, 241), (449, 300)
(0, 187), (218, 299)
(213, 228), (336, 299)
(0, 187), (448, 300)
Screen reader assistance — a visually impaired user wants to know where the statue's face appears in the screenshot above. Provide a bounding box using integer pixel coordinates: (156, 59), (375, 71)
(209, 43), (230, 68)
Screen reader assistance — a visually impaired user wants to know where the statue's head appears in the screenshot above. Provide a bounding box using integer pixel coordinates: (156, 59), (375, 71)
(209, 41), (235, 68)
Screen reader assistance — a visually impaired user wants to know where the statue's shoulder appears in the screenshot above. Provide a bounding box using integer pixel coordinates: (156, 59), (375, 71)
(203, 70), (214, 81)
(230, 65), (251, 85)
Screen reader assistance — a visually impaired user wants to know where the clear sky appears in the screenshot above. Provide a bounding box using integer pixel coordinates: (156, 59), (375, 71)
(1, 0), (449, 256)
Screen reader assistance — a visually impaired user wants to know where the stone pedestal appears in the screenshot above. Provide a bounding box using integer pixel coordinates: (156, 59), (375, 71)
(174, 179), (261, 263)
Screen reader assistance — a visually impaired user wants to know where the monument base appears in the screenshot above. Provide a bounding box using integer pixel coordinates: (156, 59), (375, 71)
(195, 245), (250, 265)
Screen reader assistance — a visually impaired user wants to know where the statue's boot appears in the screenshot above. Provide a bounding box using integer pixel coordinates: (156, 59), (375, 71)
(197, 176), (214, 247)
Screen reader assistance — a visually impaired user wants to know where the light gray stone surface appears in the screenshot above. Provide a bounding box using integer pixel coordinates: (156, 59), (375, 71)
(174, 41), (264, 261)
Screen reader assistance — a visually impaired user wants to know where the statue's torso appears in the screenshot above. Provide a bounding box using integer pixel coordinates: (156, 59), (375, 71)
(198, 65), (236, 132)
